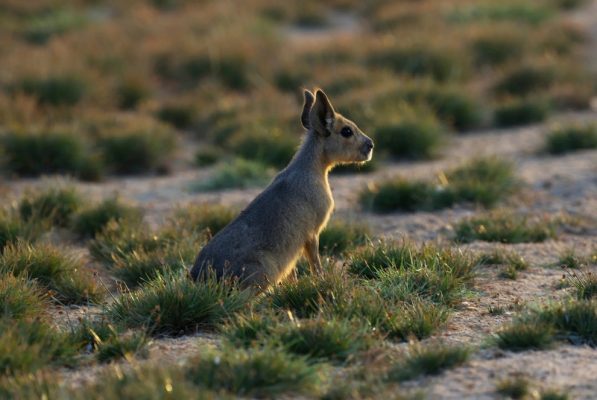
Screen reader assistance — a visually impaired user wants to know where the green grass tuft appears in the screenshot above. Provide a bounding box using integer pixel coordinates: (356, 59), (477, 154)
(19, 186), (83, 228)
(319, 219), (370, 256)
(0, 318), (77, 375)
(192, 158), (274, 191)
(168, 203), (237, 236)
(106, 272), (251, 335)
(545, 123), (597, 154)
(73, 198), (142, 239)
(275, 317), (376, 363)
(454, 211), (557, 243)
(388, 342), (470, 381)
(494, 98), (550, 127)
(0, 242), (102, 305)
(97, 126), (175, 175)
(374, 116), (445, 160)
(185, 346), (321, 397)
(229, 127), (298, 169)
(361, 157), (516, 213)
(15, 76), (86, 106)
(0, 130), (98, 179)
(71, 319), (149, 363)
(494, 321), (555, 351)
(0, 274), (47, 320)
(496, 375), (531, 399)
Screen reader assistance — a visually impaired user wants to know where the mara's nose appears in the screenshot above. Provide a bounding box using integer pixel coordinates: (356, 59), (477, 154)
(365, 138), (374, 151)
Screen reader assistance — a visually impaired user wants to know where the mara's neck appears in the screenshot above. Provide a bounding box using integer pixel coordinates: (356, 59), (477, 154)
(288, 131), (332, 179)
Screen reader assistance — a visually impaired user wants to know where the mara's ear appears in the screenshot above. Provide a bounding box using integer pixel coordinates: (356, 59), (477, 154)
(309, 89), (335, 136)
(301, 89), (314, 130)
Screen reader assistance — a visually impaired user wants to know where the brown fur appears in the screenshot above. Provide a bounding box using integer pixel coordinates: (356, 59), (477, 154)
(190, 89), (373, 291)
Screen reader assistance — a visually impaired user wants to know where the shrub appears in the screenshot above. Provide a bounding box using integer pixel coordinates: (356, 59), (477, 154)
(186, 346), (321, 397)
(0, 319), (77, 375)
(157, 103), (196, 130)
(192, 158), (274, 191)
(545, 123), (597, 154)
(319, 219), (370, 256)
(16, 76), (85, 106)
(0, 130), (98, 179)
(228, 127), (297, 169)
(374, 117), (445, 160)
(495, 321), (554, 351)
(73, 198), (142, 238)
(0, 274), (47, 320)
(19, 186), (83, 227)
(494, 98), (549, 127)
(388, 342), (470, 381)
(0, 242), (102, 305)
(454, 211), (557, 243)
(168, 203), (237, 236)
(97, 126), (176, 175)
(566, 270), (597, 300)
(106, 272), (251, 335)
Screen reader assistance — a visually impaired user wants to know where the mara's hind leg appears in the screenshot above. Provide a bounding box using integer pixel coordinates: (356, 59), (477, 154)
(304, 235), (323, 275)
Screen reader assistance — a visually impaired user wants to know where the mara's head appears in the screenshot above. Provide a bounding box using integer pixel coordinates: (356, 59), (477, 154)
(301, 89), (374, 167)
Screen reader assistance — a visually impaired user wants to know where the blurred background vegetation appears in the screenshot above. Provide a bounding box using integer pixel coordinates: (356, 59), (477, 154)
(0, 0), (594, 181)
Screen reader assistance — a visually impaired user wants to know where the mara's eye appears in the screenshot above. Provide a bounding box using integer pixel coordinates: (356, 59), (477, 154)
(340, 126), (353, 138)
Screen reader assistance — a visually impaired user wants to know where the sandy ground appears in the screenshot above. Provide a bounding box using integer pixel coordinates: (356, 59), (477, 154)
(3, 2), (597, 399)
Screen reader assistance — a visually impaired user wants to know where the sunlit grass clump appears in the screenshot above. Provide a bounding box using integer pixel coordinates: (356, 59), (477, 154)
(89, 221), (202, 286)
(0, 274), (47, 320)
(73, 197), (143, 238)
(106, 272), (251, 335)
(0, 318), (77, 375)
(19, 186), (83, 228)
(454, 211), (556, 243)
(0, 242), (102, 304)
(361, 157), (516, 213)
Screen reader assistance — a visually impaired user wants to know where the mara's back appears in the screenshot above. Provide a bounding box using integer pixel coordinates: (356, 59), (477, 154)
(190, 163), (331, 288)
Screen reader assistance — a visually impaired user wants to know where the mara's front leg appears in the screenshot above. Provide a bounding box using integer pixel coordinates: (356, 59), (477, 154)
(304, 235), (323, 275)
